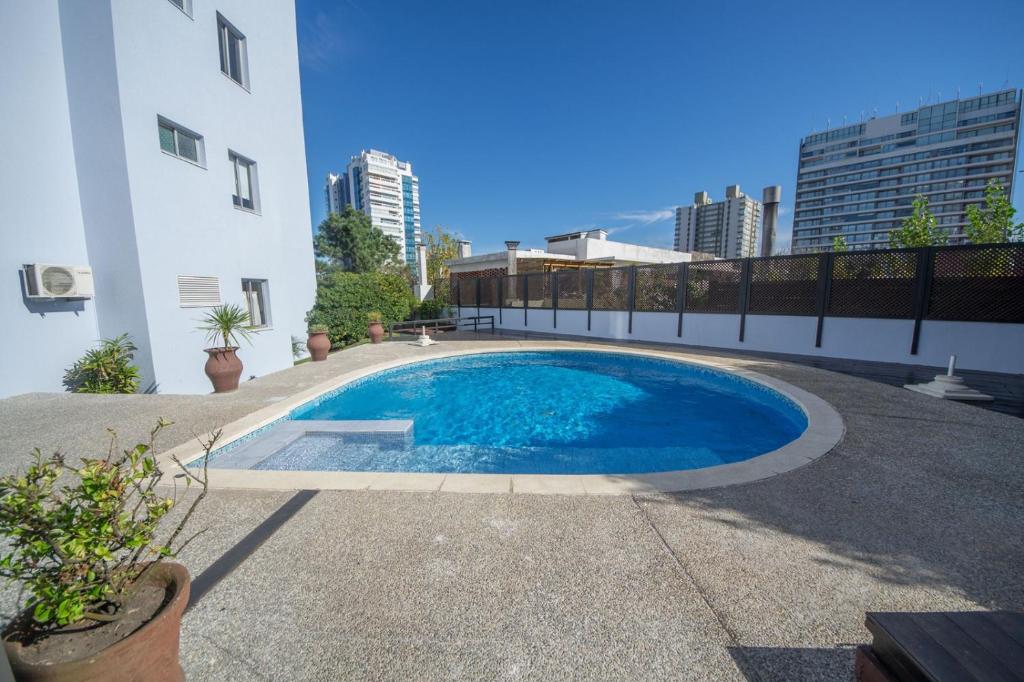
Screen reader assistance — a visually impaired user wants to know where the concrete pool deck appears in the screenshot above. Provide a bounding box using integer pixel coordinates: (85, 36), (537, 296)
(0, 337), (1022, 680)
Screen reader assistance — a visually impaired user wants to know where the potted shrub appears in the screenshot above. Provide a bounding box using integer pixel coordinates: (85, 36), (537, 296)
(0, 420), (214, 681)
(367, 311), (385, 344)
(197, 304), (256, 393)
(306, 324), (331, 361)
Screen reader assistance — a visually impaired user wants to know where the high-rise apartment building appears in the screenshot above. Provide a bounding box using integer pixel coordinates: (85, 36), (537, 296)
(1, 0), (316, 397)
(325, 150), (421, 264)
(674, 185), (762, 259)
(793, 89), (1021, 253)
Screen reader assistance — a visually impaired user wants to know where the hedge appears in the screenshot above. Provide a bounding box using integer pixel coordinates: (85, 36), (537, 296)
(307, 271), (414, 346)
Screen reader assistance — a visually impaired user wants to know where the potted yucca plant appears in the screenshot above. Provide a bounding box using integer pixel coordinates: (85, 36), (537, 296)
(367, 311), (385, 344)
(0, 421), (216, 681)
(197, 304), (256, 393)
(306, 324), (331, 361)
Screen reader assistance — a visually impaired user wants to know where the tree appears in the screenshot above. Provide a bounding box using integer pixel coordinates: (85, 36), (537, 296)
(889, 195), (948, 248)
(965, 180), (1024, 244)
(831, 236), (849, 252)
(314, 207), (401, 273)
(424, 225), (461, 303)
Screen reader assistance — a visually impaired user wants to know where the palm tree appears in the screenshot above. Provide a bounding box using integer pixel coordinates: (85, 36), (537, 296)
(197, 304), (256, 349)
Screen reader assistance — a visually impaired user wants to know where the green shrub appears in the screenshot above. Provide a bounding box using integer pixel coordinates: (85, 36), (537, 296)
(307, 272), (414, 347)
(417, 299), (447, 320)
(63, 334), (141, 394)
(0, 421), (212, 628)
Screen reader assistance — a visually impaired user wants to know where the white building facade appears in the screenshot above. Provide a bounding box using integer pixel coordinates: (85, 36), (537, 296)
(326, 150), (422, 265)
(0, 0), (316, 398)
(675, 186), (762, 259)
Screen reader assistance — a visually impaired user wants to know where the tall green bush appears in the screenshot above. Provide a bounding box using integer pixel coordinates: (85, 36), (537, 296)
(307, 272), (414, 346)
(63, 334), (140, 394)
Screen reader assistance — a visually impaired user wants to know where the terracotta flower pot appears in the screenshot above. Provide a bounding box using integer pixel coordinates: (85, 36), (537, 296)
(307, 331), (331, 361)
(204, 347), (242, 392)
(4, 562), (190, 682)
(368, 321), (385, 344)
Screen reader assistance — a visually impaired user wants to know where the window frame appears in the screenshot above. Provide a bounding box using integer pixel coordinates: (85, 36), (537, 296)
(228, 150), (260, 213)
(166, 0), (193, 18)
(241, 278), (271, 328)
(217, 13), (249, 90)
(157, 117), (206, 167)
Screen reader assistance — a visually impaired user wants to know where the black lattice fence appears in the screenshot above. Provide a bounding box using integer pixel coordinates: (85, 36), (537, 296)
(635, 264), (680, 312)
(526, 273), (552, 308)
(686, 260), (742, 313)
(927, 244), (1024, 322)
(747, 255), (820, 316)
(592, 267), (630, 310)
(828, 250), (917, 318)
(502, 275), (523, 308)
(458, 277), (477, 306)
(555, 269), (587, 309)
(478, 276), (499, 307)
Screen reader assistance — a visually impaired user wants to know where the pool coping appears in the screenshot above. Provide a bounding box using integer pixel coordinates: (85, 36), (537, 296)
(159, 343), (845, 496)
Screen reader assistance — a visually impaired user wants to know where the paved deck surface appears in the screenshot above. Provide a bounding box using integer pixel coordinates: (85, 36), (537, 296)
(1, 338), (1021, 680)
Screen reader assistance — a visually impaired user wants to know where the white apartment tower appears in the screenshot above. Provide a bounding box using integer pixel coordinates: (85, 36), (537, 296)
(675, 185), (762, 259)
(0, 1), (316, 397)
(325, 150), (422, 264)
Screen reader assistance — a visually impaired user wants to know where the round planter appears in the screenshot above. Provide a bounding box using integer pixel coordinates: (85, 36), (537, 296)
(204, 347), (242, 393)
(307, 331), (331, 361)
(368, 321), (385, 344)
(4, 562), (190, 682)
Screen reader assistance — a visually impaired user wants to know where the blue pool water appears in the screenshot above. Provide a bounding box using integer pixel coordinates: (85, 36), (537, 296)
(222, 351), (807, 475)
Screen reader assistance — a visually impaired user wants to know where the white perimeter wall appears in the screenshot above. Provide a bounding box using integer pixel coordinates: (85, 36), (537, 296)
(463, 306), (1024, 375)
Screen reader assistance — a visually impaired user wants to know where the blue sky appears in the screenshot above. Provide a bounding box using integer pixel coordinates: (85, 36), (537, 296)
(296, 0), (1024, 255)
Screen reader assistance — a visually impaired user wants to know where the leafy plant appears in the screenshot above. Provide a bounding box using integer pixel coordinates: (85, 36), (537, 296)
(291, 335), (306, 358)
(965, 180), (1024, 244)
(314, 207), (401, 273)
(63, 334), (141, 394)
(306, 272), (414, 347)
(307, 324), (329, 334)
(831, 235), (849, 252)
(197, 304), (256, 350)
(0, 421), (214, 628)
(424, 225), (461, 301)
(367, 311), (383, 324)
(889, 195), (948, 248)
(417, 299), (447, 320)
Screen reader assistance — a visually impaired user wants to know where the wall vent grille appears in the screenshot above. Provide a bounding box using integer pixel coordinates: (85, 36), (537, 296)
(177, 275), (221, 307)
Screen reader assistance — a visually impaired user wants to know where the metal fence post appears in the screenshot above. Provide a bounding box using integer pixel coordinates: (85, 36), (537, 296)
(476, 277), (481, 318)
(910, 246), (935, 355)
(522, 274), (528, 327)
(738, 259), (752, 342)
(627, 265), (637, 334)
(814, 252), (834, 348)
(676, 262), (688, 338)
(552, 271), (558, 329)
(497, 275), (503, 324)
(586, 269), (594, 331)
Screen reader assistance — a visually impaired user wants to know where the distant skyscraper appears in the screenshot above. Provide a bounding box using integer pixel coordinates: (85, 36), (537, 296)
(324, 149), (422, 264)
(674, 185), (762, 259)
(792, 89), (1021, 253)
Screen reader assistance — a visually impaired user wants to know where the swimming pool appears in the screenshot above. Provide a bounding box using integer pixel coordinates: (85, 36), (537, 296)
(207, 350), (809, 475)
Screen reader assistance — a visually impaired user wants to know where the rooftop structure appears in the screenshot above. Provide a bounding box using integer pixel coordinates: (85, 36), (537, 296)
(446, 230), (706, 279)
(792, 89), (1022, 253)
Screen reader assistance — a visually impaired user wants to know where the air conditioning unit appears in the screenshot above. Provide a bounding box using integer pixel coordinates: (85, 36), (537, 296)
(23, 264), (95, 299)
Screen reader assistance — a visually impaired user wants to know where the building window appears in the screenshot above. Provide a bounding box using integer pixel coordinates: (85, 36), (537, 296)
(241, 279), (270, 327)
(167, 0), (192, 16)
(217, 14), (248, 88)
(229, 151), (259, 211)
(158, 117), (204, 165)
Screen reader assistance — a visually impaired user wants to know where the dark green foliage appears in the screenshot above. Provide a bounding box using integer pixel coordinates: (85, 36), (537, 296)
(314, 207), (401, 273)
(196, 304), (255, 349)
(63, 334), (140, 394)
(416, 298), (447, 320)
(306, 272), (414, 346)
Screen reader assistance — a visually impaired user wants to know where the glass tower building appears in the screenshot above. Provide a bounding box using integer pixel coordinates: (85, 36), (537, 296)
(792, 89), (1021, 253)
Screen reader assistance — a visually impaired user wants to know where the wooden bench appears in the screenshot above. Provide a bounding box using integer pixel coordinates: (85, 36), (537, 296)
(857, 611), (1024, 681)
